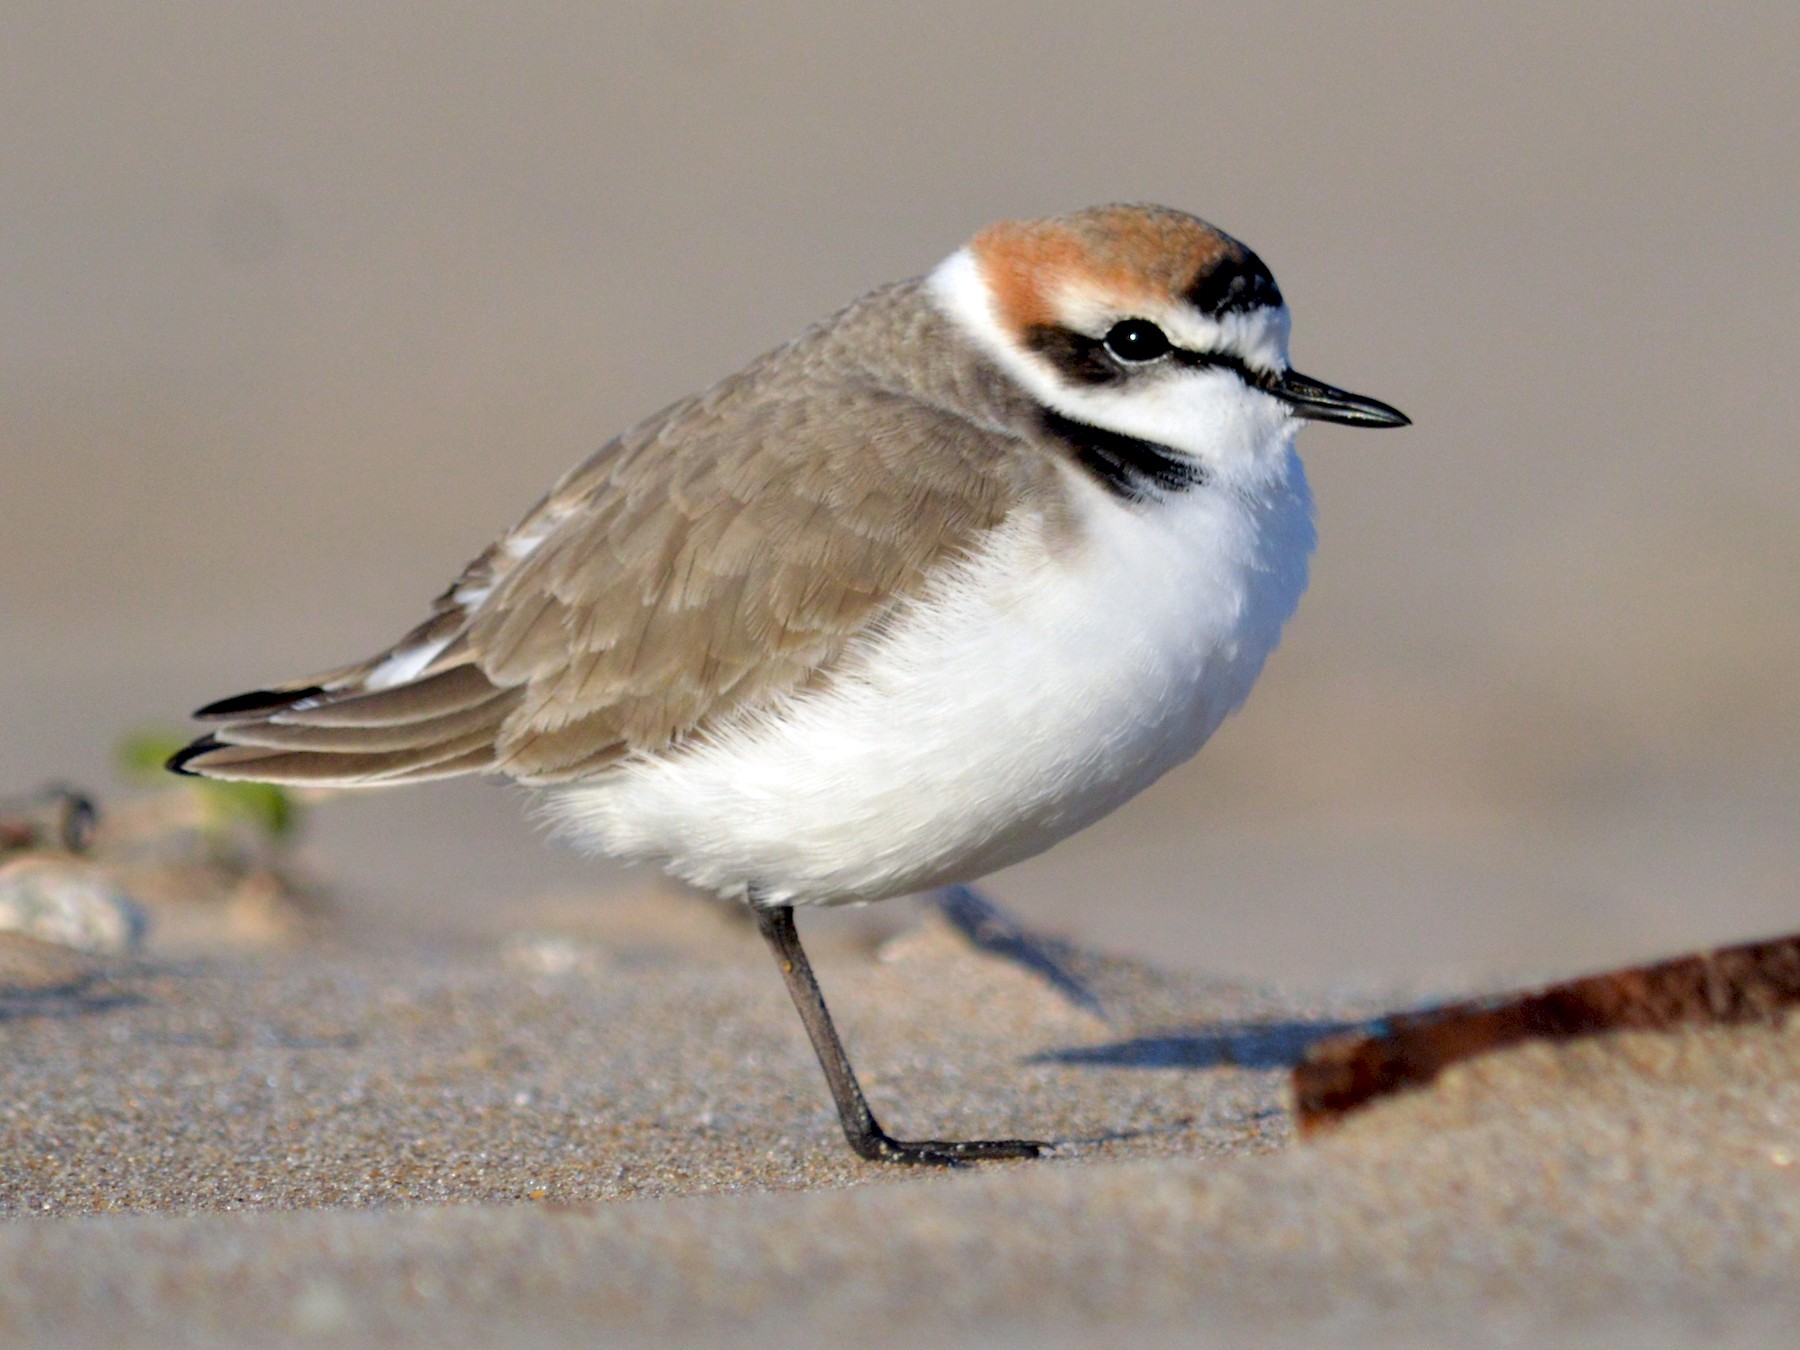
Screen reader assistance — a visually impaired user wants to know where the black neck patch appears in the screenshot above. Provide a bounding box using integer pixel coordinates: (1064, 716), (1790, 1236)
(1040, 408), (1207, 503)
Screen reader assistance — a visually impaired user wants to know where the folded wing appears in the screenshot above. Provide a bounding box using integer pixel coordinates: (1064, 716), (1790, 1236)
(171, 326), (1028, 789)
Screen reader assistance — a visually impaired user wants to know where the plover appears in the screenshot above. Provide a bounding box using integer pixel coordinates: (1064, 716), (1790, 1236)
(172, 204), (1409, 1164)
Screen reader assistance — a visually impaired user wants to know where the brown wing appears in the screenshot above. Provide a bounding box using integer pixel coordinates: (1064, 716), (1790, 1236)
(170, 291), (1036, 788)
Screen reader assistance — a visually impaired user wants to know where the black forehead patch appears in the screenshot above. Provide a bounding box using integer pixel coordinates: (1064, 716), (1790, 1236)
(1185, 250), (1283, 318)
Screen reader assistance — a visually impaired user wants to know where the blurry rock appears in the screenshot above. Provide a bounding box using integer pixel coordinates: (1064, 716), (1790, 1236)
(501, 932), (602, 977)
(4, 764), (332, 954)
(0, 856), (147, 955)
(0, 930), (106, 992)
(500, 879), (755, 971)
(106, 854), (329, 952)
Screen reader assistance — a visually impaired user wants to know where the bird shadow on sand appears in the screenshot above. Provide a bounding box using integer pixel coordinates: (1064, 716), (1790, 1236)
(0, 979), (142, 1023)
(931, 886), (1388, 1068)
(932, 884), (1108, 1018)
(1032, 1018), (1377, 1072)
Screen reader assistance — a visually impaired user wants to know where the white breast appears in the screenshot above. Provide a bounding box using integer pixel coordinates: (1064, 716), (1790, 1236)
(547, 452), (1315, 905)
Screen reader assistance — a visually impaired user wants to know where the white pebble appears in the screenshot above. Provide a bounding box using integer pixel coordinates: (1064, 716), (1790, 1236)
(0, 857), (148, 954)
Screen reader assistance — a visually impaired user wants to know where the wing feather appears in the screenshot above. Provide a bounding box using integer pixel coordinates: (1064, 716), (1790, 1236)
(172, 279), (1052, 789)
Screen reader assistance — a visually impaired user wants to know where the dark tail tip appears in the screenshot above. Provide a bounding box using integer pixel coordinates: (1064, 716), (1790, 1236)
(194, 686), (325, 719)
(166, 735), (223, 777)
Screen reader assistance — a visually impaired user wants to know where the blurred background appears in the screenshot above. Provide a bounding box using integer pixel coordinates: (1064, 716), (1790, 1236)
(2, 2), (1794, 986)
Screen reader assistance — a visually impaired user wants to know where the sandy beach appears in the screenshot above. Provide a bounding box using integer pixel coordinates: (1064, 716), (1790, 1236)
(0, 877), (1798, 1347)
(4, 4), (1797, 1343)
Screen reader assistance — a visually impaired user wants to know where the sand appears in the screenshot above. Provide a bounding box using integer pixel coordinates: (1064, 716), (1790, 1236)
(0, 876), (1798, 1348)
(6, 8), (1799, 1342)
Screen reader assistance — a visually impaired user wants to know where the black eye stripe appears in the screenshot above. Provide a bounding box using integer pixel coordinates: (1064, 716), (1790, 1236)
(1021, 325), (1121, 385)
(1022, 324), (1274, 393)
(1168, 345), (1275, 391)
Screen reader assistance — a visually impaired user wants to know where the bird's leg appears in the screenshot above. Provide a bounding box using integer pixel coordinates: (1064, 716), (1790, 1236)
(752, 901), (1045, 1165)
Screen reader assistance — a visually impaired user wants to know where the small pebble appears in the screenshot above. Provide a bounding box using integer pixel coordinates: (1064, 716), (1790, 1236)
(500, 932), (596, 976)
(0, 856), (148, 955)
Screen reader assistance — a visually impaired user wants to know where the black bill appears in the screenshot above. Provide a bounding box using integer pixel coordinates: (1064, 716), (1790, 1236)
(1271, 369), (1411, 428)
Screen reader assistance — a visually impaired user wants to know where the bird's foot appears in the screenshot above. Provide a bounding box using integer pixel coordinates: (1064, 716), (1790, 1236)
(851, 1129), (1046, 1166)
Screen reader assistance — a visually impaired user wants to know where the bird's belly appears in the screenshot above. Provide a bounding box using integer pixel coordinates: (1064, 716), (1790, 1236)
(547, 463), (1314, 904)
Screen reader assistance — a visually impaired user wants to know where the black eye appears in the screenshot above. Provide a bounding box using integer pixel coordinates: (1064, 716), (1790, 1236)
(1102, 319), (1172, 364)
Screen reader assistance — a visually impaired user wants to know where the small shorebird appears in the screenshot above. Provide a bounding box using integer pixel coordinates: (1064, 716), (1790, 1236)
(172, 204), (1408, 1164)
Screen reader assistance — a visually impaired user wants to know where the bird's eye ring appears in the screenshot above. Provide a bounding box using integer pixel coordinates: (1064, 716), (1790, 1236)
(1102, 319), (1172, 364)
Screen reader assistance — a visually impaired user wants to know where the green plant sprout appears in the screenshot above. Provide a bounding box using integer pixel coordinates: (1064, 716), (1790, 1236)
(116, 731), (303, 843)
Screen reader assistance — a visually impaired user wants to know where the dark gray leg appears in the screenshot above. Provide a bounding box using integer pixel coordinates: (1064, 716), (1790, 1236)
(753, 903), (1045, 1165)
